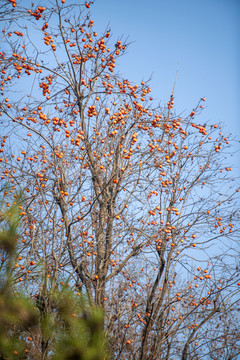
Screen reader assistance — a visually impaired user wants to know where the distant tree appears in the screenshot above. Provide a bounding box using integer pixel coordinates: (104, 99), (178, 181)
(0, 1), (239, 359)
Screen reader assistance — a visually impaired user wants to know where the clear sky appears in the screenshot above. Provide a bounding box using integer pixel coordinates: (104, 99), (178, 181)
(91, 0), (240, 174)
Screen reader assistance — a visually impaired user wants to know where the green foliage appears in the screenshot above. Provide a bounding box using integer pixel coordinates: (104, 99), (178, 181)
(0, 189), (20, 255)
(52, 291), (108, 360)
(0, 192), (38, 359)
(0, 195), (109, 360)
(0, 294), (39, 359)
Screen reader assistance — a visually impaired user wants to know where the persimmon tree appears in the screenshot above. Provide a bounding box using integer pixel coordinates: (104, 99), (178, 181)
(0, 0), (240, 359)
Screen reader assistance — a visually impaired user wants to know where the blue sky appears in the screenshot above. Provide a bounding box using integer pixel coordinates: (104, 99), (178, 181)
(91, 0), (240, 174)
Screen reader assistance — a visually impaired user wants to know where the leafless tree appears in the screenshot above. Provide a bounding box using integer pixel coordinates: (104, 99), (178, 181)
(0, 1), (239, 359)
